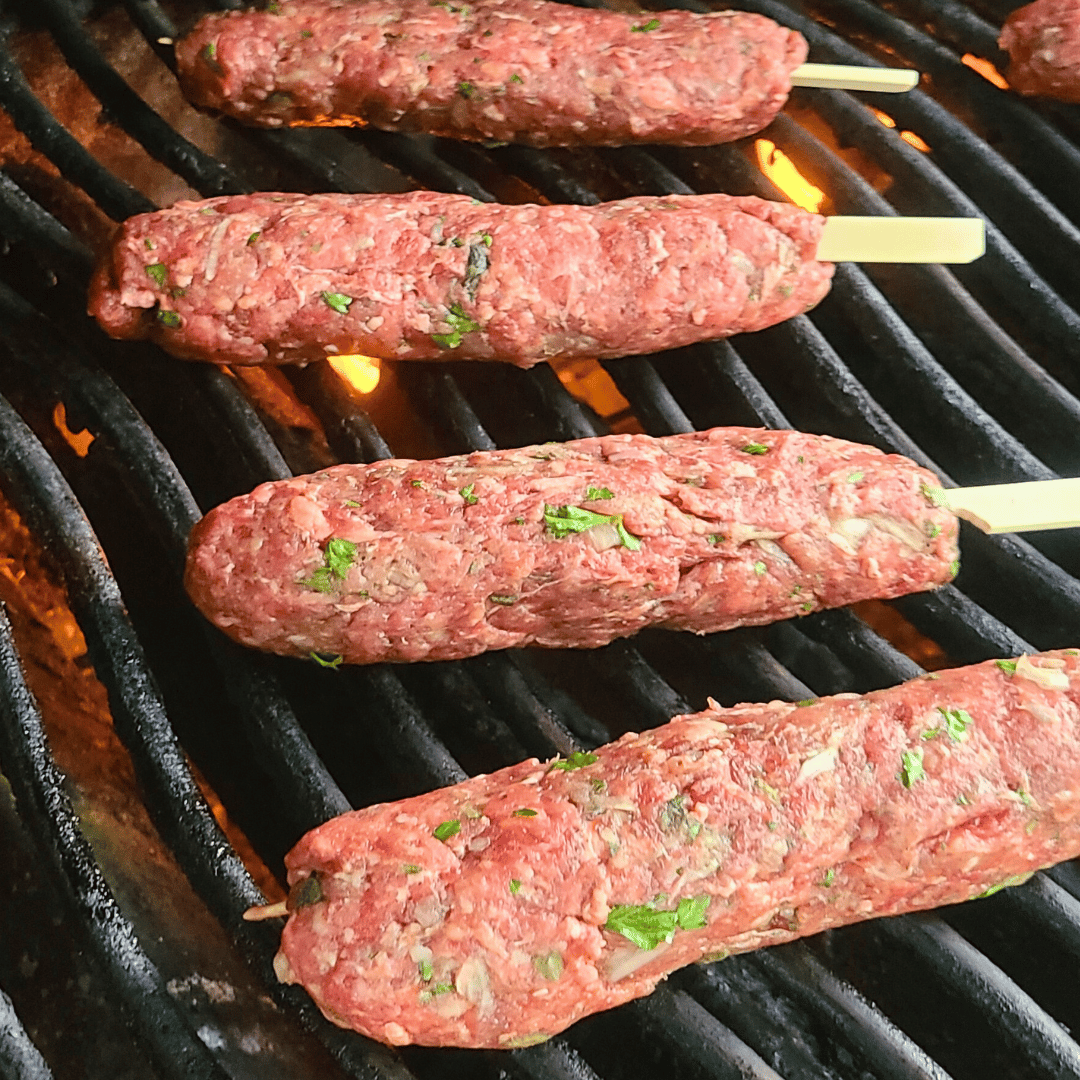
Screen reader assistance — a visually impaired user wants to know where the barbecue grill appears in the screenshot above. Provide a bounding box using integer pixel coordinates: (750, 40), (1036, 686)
(0, 0), (1079, 1076)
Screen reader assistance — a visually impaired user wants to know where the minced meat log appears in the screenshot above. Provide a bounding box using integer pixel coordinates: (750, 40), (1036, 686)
(176, 0), (806, 148)
(999, 0), (1080, 102)
(273, 650), (1080, 1047)
(88, 190), (833, 368)
(184, 427), (958, 665)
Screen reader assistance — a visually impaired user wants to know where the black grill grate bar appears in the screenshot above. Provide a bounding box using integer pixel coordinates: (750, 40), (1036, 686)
(0, 42), (154, 221)
(0, 171), (94, 282)
(890, 0), (1001, 57)
(599, 357), (696, 437)
(874, 915), (1080, 1078)
(0, 985), (53, 1080)
(34, 0), (248, 198)
(0, 485), (233, 1080)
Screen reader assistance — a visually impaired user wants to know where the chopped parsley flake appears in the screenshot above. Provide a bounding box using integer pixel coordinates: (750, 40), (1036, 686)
(419, 958), (433, 981)
(509, 73), (524, 84)
(543, 504), (641, 551)
(753, 561), (767, 575)
(321, 291), (353, 314)
(403, 864), (422, 874)
(513, 808), (538, 817)
(847, 471), (864, 483)
(800, 600), (814, 613)
(310, 651), (343, 669)
(325, 537), (358, 578)
(247, 230), (261, 245)
(144, 239), (155, 250)
(926, 521), (942, 538)
(433, 818), (461, 841)
(630, 17), (661, 31)
(707, 534), (724, 545)
(410, 479), (423, 488)
(741, 442), (769, 455)
(550, 751), (599, 772)
(201, 41), (217, 60)
(949, 558), (960, 577)
(145, 263), (168, 287)
(995, 659), (1019, 675)
(344, 499), (360, 507)
(977, 872), (1032, 899)
(1016, 787), (1033, 807)
(796, 699), (817, 707)
(923, 707), (973, 743)
(457, 81), (475, 97)
(585, 486), (614, 501)
(604, 895), (710, 950)
(488, 594), (517, 605)
(432, 303), (481, 349)
(300, 28), (313, 37)
(156, 309), (181, 328)
(459, 483), (479, 504)
(899, 748), (925, 789)
(820, 868), (835, 887)
(532, 951), (563, 981)
(509, 879), (521, 894)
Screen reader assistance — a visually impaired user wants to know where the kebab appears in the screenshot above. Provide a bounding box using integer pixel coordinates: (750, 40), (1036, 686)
(88, 190), (983, 368)
(176, 0), (919, 148)
(999, 0), (1080, 103)
(247, 649), (1080, 1048)
(184, 427), (960, 666)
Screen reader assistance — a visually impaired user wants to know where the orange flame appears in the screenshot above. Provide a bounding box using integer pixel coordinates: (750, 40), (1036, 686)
(754, 140), (826, 213)
(870, 107), (897, 128)
(961, 53), (1010, 90)
(329, 354), (381, 394)
(52, 402), (94, 458)
(899, 130), (932, 153)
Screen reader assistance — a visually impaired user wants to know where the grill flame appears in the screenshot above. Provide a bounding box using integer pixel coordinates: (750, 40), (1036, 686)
(329, 354), (381, 394)
(754, 139), (826, 213)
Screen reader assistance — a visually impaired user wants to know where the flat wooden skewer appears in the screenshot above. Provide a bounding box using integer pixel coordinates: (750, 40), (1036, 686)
(792, 63), (920, 93)
(816, 217), (985, 264)
(923, 479), (1080, 533)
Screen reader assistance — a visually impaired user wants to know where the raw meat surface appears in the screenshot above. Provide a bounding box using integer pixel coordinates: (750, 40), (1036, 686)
(275, 650), (1080, 1047)
(1000, 0), (1080, 102)
(89, 190), (833, 367)
(177, 0), (806, 147)
(185, 427), (957, 665)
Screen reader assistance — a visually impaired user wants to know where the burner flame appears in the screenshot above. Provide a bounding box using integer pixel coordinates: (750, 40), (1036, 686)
(753, 140), (825, 213)
(329, 354), (381, 394)
(961, 54), (1010, 90)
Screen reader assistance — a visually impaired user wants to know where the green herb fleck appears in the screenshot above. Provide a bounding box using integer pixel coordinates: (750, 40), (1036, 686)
(201, 41), (217, 60)
(949, 558), (960, 577)
(509, 72), (523, 84)
(1025, 819), (1038, 834)
(310, 651), (343, 669)
(630, 17), (661, 31)
(796, 699), (817, 707)
(247, 230), (261, 246)
(754, 561), (767, 575)
(956, 792), (971, 806)
(502, 1034), (549, 1048)
(585, 486), (614, 501)
(513, 516), (525, 525)
(899, 748), (925, 789)
(676, 895), (710, 930)
(977, 872), (1032, 899)
(995, 659), (1018, 675)
(433, 818), (461, 841)
(700, 949), (729, 963)
(1016, 787), (1033, 807)
(300, 27), (313, 37)
(604, 904), (678, 950)
(549, 751), (599, 772)
(432, 303), (481, 349)
(144, 239), (155, 250)
(410, 479), (424, 488)
(513, 808), (538, 817)
(847, 471), (864, 483)
(820, 868), (835, 887)
(418, 958), (433, 981)
(460, 483), (479, 505)
(921, 484), (948, 507)
(457, 81), (475, 98)
(344, 499), (360, 507)
(321, 537), (357, 579)
(156, 309), (181, 328)
(800, 601), (814, 613)
(489, 593), (517, 605)
(706, 534), (724, 545)
(658, 795), (702, 841)
(403, 864), (422, 874)
(766, 821), (779, 831)
(532, 951), (563, 981)
(509, 879), (521, 894)
(543, 504), (641, 551)
(741, 442), (769, 455)
(321, 291), (353, 314)
(926, 521), (941, 538)
(145, 263), (168, 287)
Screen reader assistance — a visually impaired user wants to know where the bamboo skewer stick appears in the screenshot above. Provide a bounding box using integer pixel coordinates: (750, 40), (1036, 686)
(791, 63), (920, 93)
(816, 217), (985, 264)
(923, 479), (1080, 534)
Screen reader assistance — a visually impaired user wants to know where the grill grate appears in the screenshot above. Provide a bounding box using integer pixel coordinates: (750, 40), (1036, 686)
(0, 0), (1078, 1077)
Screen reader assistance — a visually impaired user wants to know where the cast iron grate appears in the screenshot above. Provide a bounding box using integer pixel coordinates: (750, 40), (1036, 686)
(0, 0), (1077, 1077)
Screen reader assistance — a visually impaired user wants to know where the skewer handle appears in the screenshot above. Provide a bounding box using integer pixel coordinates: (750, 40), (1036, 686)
(816, 217), (985, 264)
(791, 63), (920, 93)
(924, 478), (1080, 533)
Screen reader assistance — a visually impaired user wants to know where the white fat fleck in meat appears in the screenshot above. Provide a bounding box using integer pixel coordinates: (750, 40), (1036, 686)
(202, 218), (232, 283)
(454, 957), (495, 1015)
(862, 513), (928, 552)
(797, 746), (838, 782)
(1015, 653), (1071, 690)
(412, 894), (448, 928)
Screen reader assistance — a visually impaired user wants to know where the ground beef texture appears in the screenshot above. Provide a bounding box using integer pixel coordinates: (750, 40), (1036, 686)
(1000, 0), (1080, 102)
(88, 190), (832, 367)
(176, 0), (806, 147)
(184, 428), (958, 665)
(274, 650), (1080, 1047)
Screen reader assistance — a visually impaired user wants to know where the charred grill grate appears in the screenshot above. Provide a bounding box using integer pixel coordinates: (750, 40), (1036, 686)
(0, 0), (1078, 1077)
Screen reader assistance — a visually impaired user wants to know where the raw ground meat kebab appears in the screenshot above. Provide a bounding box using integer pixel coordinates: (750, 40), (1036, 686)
(999, 0), (1080, 103)
(184, 427), (958, 666)
(265, 649), (1080, 1048)
(89, 190), (833, 367)
(177, 0), (806, 147)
